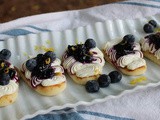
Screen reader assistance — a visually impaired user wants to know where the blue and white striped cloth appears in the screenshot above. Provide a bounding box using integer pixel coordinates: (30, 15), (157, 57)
(1, 0), (160, 120)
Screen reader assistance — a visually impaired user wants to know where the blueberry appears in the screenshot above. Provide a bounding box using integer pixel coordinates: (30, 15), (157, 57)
(36, 54), (43, 63)
(124, 44), (134, 51)
(98, 74), (111, 88)
(122, 34), (135, 44)
(109, 71), (122, 83)
(0, 74), (10, 86)
(26, 58), (37, 71)
(143, 23), (154, 33)
(36, 54), (43, 59)
(67, 45), (76, 56)
(85, 56), (93, 63)
(149, 20), (157, 28)
(42, 68), (54, 79)
(85, 39), (96, 49)
(9, 69), (16, 79)
(85, 80), (99, 93)
(114, 44), (123, 52)
(0, 49), (11, 60)
(44, 51), (56, 61)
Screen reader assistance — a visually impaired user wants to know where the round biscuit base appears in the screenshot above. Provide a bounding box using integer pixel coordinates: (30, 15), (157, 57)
(69, 73), (100, 85)
(103, 50), (147, 76)
(142, 50), (160, 65)
(0, 91), (18, 107)
(19, 71), (66, 96)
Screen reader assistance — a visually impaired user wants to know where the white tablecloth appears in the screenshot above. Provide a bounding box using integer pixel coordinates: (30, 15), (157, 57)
(1, 0), (160, 120)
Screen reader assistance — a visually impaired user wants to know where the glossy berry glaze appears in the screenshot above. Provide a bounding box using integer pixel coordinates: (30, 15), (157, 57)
(66, 39), (96, 63)
(106, 35), (144, 69)
(145, 32), (160, 51)
(113, 35), (136, 59)
(67, 44), (94, 63)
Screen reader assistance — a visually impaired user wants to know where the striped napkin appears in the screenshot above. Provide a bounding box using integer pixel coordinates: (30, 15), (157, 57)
(1, 0), (160, 120)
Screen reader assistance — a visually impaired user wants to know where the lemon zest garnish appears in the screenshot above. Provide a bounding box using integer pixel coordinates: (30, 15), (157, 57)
(130, 76), (147, 85)
(75, 39), (79, 45)
(46, 40), (51, 44)
(155, 28), (160, 32)
(23, 52), (28, 56)
(41, 45), (46, 50)
(43, 47), (54, 52)
(94, 68), (99, 74)
(34, 45), (40, 51)
(34, 45), (54, 52)
(23, 52), (32, 59)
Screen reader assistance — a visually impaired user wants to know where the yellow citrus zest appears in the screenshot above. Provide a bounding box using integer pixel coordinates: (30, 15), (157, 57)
(34, 45), (54, 52)
(75, 39), (79, 45)
(46, 40), (51, 44)
(155, 28), (160, 32)
(130, 76), (147, 85)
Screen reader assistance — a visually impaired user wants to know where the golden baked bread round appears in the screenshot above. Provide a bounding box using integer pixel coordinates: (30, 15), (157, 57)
(69, 73), (100, 85)
(103, 50), (147, 76)
(142, 50), (160, 65)
(20, 71), (66, 96)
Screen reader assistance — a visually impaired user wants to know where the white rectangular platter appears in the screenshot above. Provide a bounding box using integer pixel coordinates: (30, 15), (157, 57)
(0, 14), (160, 120)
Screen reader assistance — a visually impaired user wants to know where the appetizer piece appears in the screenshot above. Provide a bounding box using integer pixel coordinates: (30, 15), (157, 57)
(62, 39), (105, 85)
(103, 34), (147, 76)
(0, 49), (19, 107)
(21, 51), (66, 96)
(140, 32), (160, 65)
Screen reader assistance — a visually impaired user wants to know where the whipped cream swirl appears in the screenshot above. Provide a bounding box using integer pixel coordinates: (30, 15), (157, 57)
(22, 58), (66, 87)
(0, 80), (18, 97)
(104, 40), (146, 70)
(63, 47), (105, 77)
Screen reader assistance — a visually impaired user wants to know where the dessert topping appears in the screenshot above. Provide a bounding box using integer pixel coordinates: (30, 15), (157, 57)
(113, 34), (136, 59)
(145, 32), (160, 50)
(67, 39), (97, 63)
(25, 51), (57, 87)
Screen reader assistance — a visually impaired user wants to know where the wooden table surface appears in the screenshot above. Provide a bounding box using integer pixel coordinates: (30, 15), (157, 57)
(0, 0), (124, 23)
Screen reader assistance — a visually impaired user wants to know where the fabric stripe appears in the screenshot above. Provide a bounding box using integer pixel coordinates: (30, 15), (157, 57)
(149, 0), (160, 3)
(78, 111), (134, 120)
(27, 25), (51, 32)
(117, 1), (160, 9)
(0, 29), (34, 36)
(28, 112), (85, 120)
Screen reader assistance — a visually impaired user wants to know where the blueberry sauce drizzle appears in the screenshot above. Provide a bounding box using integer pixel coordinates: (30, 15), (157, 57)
(25, 51), (57, 87)
(145, 32), (160, 50)
(67, 44), (94, 63)
(107, 34), (144, 68)
(113, 42), (135, 59)
(66, 39), (97, 64)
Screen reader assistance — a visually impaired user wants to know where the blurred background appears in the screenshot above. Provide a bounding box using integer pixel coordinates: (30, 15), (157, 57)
(0, 0), (124, 23)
